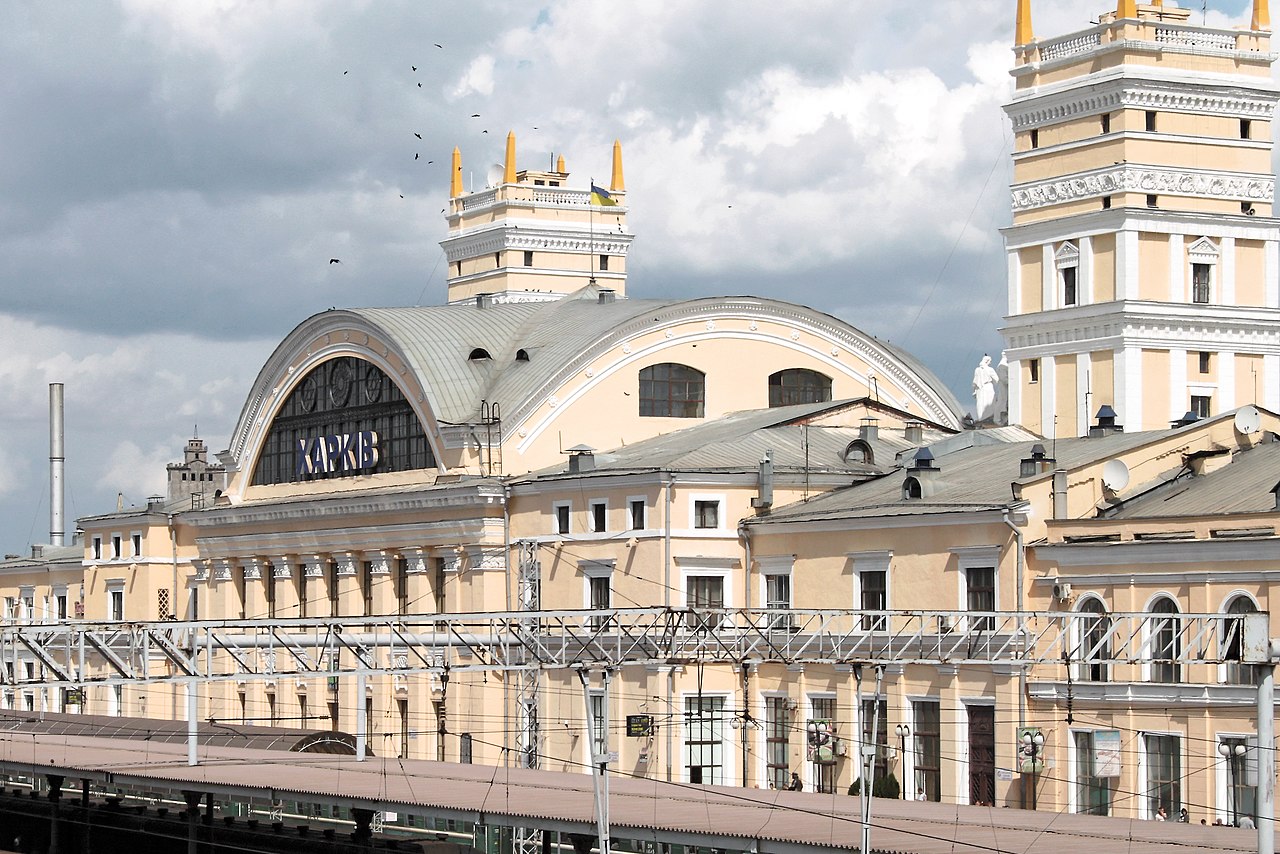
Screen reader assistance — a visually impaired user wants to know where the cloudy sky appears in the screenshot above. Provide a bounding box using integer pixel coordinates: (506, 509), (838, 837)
(0, 0), (1258, 552)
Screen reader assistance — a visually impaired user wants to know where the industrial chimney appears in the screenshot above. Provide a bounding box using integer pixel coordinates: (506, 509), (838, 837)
(49, 383), (65, 546)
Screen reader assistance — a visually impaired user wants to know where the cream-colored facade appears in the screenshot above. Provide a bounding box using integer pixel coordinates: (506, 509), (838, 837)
(1000, 0), (1280, 435)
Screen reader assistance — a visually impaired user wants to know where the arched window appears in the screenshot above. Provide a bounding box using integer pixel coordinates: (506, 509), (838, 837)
(1224, 596), (1260, 686)
(639, 363), (705, 418)
(468, 348), (491, 361)
(843, 440), (873, 465)
(1077, 597), (1110, 682)
(1148, 597), (1181, 684)
(768, 369), (832, 408)
(902, 477), (922, 500)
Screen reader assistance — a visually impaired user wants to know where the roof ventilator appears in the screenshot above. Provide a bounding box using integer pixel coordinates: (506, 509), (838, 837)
(1019, 443), (1055, 478)
(902, 447), (940, 499)
(1089, 405), (1124, 437)
(567, 444), (596, 473)
(859, 417), (879, 441)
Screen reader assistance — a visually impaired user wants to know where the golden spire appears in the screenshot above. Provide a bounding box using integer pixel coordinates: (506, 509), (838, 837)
(609, 139), (625, 192)
(1116, 0), (1137, 18)
(1015, 0), (1034, 47)
(450, 146), (462, 198)
(1254, 0), (1271, 30)
(556, 154), (566, 173)
(503, 131), (517, 184)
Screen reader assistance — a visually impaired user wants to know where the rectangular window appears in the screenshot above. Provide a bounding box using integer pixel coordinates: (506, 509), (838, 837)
(590, 501), (607, 533)
(1241, 118), (1252, 140)
(1062, 266), (1078, 306)
(1101, 195), (1112, 210)
(686, 575), (725, 630)
(913, 700), (941, 802)
(588, 574), (611, 630)
(398, 698), (410, 758)
(694, 500), (719, 529)
(765, 697), (791, 790)
(1146, 194), (1158, 208)
(267, 693), (278, 726)
(1145, 110), (1157, 132)
(599, 254), (609, 272)
(1029, 359), (1040, 384)
(967, 567), (996, 631)
(860, 569), (887, 631)
(589, 691), (608, 758)
(1145, 733), (1181, 817)
(811, 697), (837, 794)
(1192, 263), (1211, 304)
(1199, 352), (1211, 374)
(433, 558), (447, 613)
(523, 250), (533, 267)
(460, 732), (474, 764)
(861, 698), (890, 783)
(1191, 394), (1212, 419)
(1101, 113), (1111, 134)
(109, 589), (124, 621)
(1075, 731), (1112, 815)
(395, 557), (409, 616)
(111, 535), (122, 559)
(329, 562), (340, 618)
(766, 573), (792, 630)
(131, 533), (142, 558)
(92, 537), (102, 561)
(684, 696), (726, 784)
(362, 561), (374, 618)
(554, 503), (571, 535)
(55, 594), (67, 621)
(629, 499), (646, 530)
(1221, 736), (1257, 826)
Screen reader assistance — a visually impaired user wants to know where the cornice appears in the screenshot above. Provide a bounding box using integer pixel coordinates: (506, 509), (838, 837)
(1033, 536), (1280, 567)
(1006, 77), (1278, 131)
(184, 484), (505, 529)
(441, 226), (633, 261)
(1011, 38), (1276, 86)
(747, 508), (1011, 534)
(1011, 163), (1273, 213)
(1001, 300), (1280, 356)
(1028, 680), (1259, 708)
(1000, 206), (1280, 248)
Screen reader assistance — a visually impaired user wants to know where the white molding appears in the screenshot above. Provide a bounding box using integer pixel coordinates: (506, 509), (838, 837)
(755, 555), (795, 575)
(1002, 208), (1280, 251)
(1080, 236), (1094, 305)
(1012, 130), (1273, 162)
(1169, 347), (1188, 423)
(1008, 250), (1021, 316)
(1035, 538), (1280, 569)
(1222, 236), (1236, 305)
(1011, 164), (1274, 214)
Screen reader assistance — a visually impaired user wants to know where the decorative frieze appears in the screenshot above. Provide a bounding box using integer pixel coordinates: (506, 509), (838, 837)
(366, 550), (393, 576)
(1012, 164), (1273, 212)
(1007, 82), (1277, 130)
(332, 552), (358, 577)
(301, 556), (327, 578)
(400, 548), (430, 574)
(241, 557), (268, 581)
(466, 547), (506, 573)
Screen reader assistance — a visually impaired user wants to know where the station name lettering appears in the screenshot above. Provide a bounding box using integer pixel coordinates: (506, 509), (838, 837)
(296, 431), (381, 476)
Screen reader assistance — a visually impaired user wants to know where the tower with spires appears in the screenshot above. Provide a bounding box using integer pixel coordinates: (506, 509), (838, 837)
(441, 133), (633, 304)
(1000, 0), (1279, 435)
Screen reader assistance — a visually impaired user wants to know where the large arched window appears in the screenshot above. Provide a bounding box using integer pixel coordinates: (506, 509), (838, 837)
(1148, 597), (1181, 684)
(1224, 595), (1260, 686)
(639, 363), (705, 418)
(252, 356), (435, 485)
(1077, 597), (1110, 683)
(768, 369), (832, 408)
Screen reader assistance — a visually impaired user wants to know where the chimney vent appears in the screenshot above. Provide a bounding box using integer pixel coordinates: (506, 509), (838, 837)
(567, 444), (596, 473)
(475, 293), (493, 309)
(1090, 405), (1124, 437)
(598, 289), (617, 304)
(1172, 410), (1201, 428)
(904, 421), (924, 444)
(859, 417), (879, 441)
(1019, 443), (1055, 477)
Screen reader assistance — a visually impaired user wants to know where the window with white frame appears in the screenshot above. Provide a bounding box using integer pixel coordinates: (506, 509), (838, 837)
(588, 690), (608, 759)
(810, 696), (837, 794)
(758, 556), (794, 630)
(852, 551), (891, 631)
(581, 560), (614, 631)
(1223, 595), (1261, 686)
(684, 695), (727, 784)
(1219, 735), (1257, 827)
(1055, 242), (1080, 307)
(19, 588), (33, 623)
(913, 700), (941, 801)
(92, 536), (102, 561)
(1143, 733), (1181, 818)
(111, 534), (122, 559)
(131, 532), (142, 558)
(628, 498), (646, 530)
(1188, 237), (1218, 304)
(108, 585), (124, 621)
(1148, 596), (1181, 684)
(589, 500), (607, 533)
(1077, 597), (1110, 682)
(686, 574), (725, 630)
(553, 501), (571, 535)
(1073, 730), (1112, 815)
(764, 696), (791, 790)
(693, 498), (720, 529)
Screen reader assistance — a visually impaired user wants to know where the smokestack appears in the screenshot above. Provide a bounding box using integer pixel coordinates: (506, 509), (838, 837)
(49, 383), (65, 546)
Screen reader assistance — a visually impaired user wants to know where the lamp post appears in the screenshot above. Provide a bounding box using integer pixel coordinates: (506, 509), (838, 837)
(1218, 741), (1247, 826)
(895, 724), (911, 799)
(1021, 730), (1045, 810)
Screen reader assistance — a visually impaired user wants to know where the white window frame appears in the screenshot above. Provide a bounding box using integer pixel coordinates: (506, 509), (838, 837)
(758, 691), (794, 790)
(688, 492), (727, 533)
(589, 499), (608, 534)
(807, 692), (838, 792)
(587, 689), (609, 764)
(580, 560), (616, 609)
(951, 546), (1000, 629)
(1055, 242), (1080, 308)
(91, 535), (103, 561)
(131, 531), (142, 558)
(1141, 592), (1182, 683)
(850, 550), (892, 618)
(111, 533), (122, 560)
(627, 495), (647, 531)
(18, 587), (34, 623)
(680, 691), (734, 786)
(1215, 731), (1258, 825)
(756, 555), (794, 613)
(1138, 730), (1184, 820)
(1187, 237), (1219, 304)
(552, 501), (572, 536)
(107, 580), (125, 621)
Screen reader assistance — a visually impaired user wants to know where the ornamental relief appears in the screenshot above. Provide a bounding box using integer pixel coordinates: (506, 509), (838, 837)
(1009, 87), (1276, 130)
(1012, 166), (1273, 211)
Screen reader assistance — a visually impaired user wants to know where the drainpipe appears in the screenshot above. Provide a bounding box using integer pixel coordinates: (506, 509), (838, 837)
(503, 483), (512, 765)
(663, 474), (674, 609)
(1002, 509), (1027, 731)
(170, 514), (179, 723)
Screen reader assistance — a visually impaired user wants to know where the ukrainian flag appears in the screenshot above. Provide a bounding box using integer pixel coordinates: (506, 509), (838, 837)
(589, 183), (618, 206)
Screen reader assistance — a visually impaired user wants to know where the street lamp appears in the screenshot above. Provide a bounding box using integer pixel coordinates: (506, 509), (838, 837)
(1218, 741), (1247, 826)
(1021, 730), (1045, 810)
(894, 724), (911, 799)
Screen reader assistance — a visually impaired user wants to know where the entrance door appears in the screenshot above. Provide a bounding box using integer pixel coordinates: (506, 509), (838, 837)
(968, 705), (996, 805)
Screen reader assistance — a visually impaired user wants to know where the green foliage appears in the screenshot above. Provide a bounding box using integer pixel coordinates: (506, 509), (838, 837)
(847, 773), (901, 799)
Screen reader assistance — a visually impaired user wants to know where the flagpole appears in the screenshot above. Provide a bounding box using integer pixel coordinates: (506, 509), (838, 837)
(589, 177), (596, 286)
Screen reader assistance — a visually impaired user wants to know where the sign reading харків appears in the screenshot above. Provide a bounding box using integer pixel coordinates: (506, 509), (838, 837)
(297, 431), (381, 477)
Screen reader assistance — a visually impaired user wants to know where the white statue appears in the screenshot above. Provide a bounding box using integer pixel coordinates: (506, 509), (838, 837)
(972, 354), (999, 425)
(994, 352), (1010, 426)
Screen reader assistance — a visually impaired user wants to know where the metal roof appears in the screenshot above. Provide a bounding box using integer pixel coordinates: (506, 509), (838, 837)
(0, 732), (1262, 854)
(1105, 438), (1280, 519)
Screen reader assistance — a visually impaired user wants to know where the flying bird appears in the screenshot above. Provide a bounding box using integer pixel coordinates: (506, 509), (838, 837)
(471, 113), (480, 118)
(414, 132), (422, 139)
(417, 82), (423, 88)
(427, 160), (433, 164)
(434, 43), (443, 48)
(343, 70), (348, 75)
(411, 65), (417, 71)
(399, 194), (405, 199)
(481, 129), (488, 134)
(329, 259), (341, 265)
(415, 153), (419, 160)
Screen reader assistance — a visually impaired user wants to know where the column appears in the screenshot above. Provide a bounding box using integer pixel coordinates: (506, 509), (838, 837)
(1006, 358), (1023, 430)
(401, 548), (431, 616)
(270, 556), (300, 618)
(1219, 350), (1237, 412)
(366, 550), (395, 616)
(299, 555), (328, 619)
(1040, 354), (1056, 438)
(1007, 249), (1021, 315)
(1266, 239), (1279, 307)
(1075, 353), (1092, 438)
(332, 551), (359, 617)
(209, 559), (238, 621)
(1169, 348), (1188, 423)
(1079, 236), (1094, 305)
(1221, 237), (1236, 305)
(1117, 230), (1140, 300)
(1168, 234), (1184, 302)
(241, 558), (268, 621)
(1115, 346), (1144, 430)
(1041, 244), (1055, 310)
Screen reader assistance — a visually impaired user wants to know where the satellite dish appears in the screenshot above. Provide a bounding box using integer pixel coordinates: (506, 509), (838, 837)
(1235, 404), (1262, 436)
(1101, 459), (1130, 492)
(485, 162), (505, 188)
